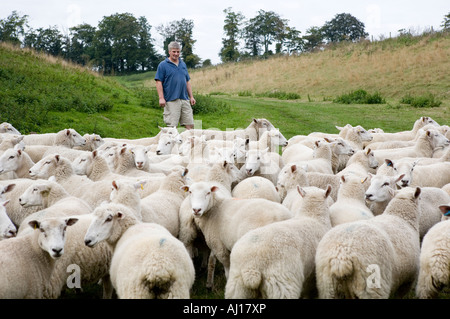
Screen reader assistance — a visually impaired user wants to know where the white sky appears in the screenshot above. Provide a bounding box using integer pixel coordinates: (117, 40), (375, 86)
(2, 0), (448, 64)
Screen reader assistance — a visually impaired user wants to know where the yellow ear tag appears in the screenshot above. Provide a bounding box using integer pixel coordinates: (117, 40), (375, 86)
(140, 183), (144, 190)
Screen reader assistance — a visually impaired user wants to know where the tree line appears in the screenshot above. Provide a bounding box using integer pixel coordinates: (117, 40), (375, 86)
(1, 10), (449, 73)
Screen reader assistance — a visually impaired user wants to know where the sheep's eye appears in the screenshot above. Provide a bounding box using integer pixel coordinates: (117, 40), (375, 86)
(382, 182), (389, 187)
(105, 215), (113, 223)
(8, 156), (14, 160)
(45, 161), (51, 165)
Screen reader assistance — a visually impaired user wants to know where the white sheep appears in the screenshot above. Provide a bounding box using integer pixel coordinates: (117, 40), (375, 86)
(243, 148), (280, 185)
(74, 133), (104, 151)
(180, 118), (276, 142)
(139, 166), (189, 237)
(329, 175), (374, 227)
(0, 147), (35, 179)
(225, 185), (332, 299)
(109, 179), (144, 220)
(364, 173), (450, 239)
(367, 116), (439, 145)
(289, 139), (334, 174)
(102, 126), (179, 146)
(337, 148), (379, 178)
(0, 216), (78, 298)
(155, 132), (183, 155)
(373, 129), (449, 164)
(232, 176), (281, 203)
(0, 200), (16, 240)
(386, 159), (450, 189)
(416, 203), (450, 298)
(182, 181), (293, 278)
(23, 129), (87, 162)
(84, 202), (195, 299)
(28, 154), (114, 209)
(0, 122), (21, 135)
(315, 187), (422, 299)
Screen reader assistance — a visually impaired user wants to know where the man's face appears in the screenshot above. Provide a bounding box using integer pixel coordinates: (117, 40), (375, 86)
(169, 48), (180, 62)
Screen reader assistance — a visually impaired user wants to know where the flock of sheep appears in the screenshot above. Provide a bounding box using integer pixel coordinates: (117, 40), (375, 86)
(0, 115), (448, 299)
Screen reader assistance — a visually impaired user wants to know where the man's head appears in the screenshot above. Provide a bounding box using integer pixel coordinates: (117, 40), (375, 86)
(168, 41), (181, 62)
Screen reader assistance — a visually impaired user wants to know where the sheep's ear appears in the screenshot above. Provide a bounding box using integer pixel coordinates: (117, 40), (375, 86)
(65, 218), (79, 227)
(314, 140), (320, 147)
(210, 186), (219, 193)
(394, 174), (405, 184)
(414, 187), (421, 199)
(439, 205), (450, 216)
(222, 160), (228, 168)
(1, 200), (10, 207)
(365, 148), (372, 155)
(28, 220), (40, 230)
(324, 137), (332, 143)
(182, 168), (189, 177)
(112, 180), (118, 190)
(253, 118), (258, 124)
(92, 150), (98, 158)
(296, 185), (306, 198)
(180, 185), (190, 193)
(4, 184), (15, 194)
(66, 129), (70, 136)
(324, 185), (332, 198)
(116, 212), (123, 219)
(340, 175), (346, 183)
(385, 159), (393, 167)
(55, 154), (60, 162)
(120, 147), (127, 155)
(426, 130), (431, 137)
(290, 164), (297, 173)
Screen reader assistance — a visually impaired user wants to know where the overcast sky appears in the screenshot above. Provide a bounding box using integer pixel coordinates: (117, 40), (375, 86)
(2, 0), (448, 64)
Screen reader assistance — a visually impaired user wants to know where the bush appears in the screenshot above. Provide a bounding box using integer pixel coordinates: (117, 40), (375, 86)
(256, 91), (301, 100)
(333, 89), (386, 104)
(400, 93), (442, 108)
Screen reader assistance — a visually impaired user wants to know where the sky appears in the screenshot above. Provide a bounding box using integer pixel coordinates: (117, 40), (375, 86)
(2, 0), (449, 64)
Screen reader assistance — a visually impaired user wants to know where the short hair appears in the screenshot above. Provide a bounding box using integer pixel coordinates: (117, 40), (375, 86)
(168, 41), (181, 51)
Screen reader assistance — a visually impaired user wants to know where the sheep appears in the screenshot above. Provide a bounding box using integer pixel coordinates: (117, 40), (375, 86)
(155, 132), (183, 155)
(289, 139), (334, 175)
(180, 118), (276, 142)
(181, 181), (293, 278)
(84, 202), (195, 299)
(73, 133), (104, 151)
(247, 128), (288, 158)
(28, 154), (114, 209)
(113, 146), (169, 177)
(23, 129), (87, 162)
(367, 116), (439, 145)
(364, 173), (450, 239)
(315, 186), (422, 299)
(102, 126), (180, 146)
(232, 176), (281, 203)
(0, 147), (35, 179)
(0, 217), (79, 298)
(0, 134), (24, 151)
(329, 175), (374, 227)
(0, 122), (21, 135)
(372, 129), (449, 164)
(225, 185), (332, 299)
(443, 183), (450, 196)
(384, 159), (450, 189)
(139, 166), (189, 237)
(415, 203), (450, 298)
(179, 160), (241, 289)
(17, 179), (93, 234)
(337, 148), (378, 178)
(243, 148), (280, 185)
(0, 200), (17, 240)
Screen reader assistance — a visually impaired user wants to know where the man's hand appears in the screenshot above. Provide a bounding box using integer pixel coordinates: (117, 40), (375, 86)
(190, 97), (196, 106)
(159, 98), (166, 107)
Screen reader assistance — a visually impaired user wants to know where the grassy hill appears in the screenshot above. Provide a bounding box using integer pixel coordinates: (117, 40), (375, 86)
(189, 31), (450, 101)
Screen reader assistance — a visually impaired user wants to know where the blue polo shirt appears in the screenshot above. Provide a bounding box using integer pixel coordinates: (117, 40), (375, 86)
(154, 58), (190, 102)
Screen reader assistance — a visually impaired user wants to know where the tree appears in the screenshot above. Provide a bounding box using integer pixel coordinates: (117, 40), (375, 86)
(322, 13), (368, 43)
(282, 26), (304, 54)
(67, 23), (96, 66)
(302, 26), (325, 52)
(24, 26), (64, 56)
(0, 11), (29, 45)
(157, 19), (201, 68)
(441, 12), (450, 31)
(219, 7), (244, 63)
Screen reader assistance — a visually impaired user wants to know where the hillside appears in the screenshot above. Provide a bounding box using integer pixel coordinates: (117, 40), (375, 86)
(189, 32), (450, 101)
(0, 42), (164, 137)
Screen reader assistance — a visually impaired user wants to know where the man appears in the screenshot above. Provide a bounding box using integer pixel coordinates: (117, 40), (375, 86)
(155, 41), (196, 130)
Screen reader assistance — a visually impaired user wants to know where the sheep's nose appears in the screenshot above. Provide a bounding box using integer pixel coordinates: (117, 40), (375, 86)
(85, 239), (92, 246)
(52, 248), (63, 256)
(365, 194), (373, 200)
(192, 208), (202, 216)
(156, 150), (161, 155)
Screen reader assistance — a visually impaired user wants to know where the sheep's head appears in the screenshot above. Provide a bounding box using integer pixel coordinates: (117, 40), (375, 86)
(19, 182), (53, 207)
(0, 200), (16, 239)
(29, 217), (78, 259)
(181, 182), (218, 217)
(29, 154), (61, 179)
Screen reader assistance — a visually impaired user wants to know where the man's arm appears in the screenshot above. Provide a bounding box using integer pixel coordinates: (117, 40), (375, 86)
(186, 81), (196, 106)
(155, 80), (166, 107)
